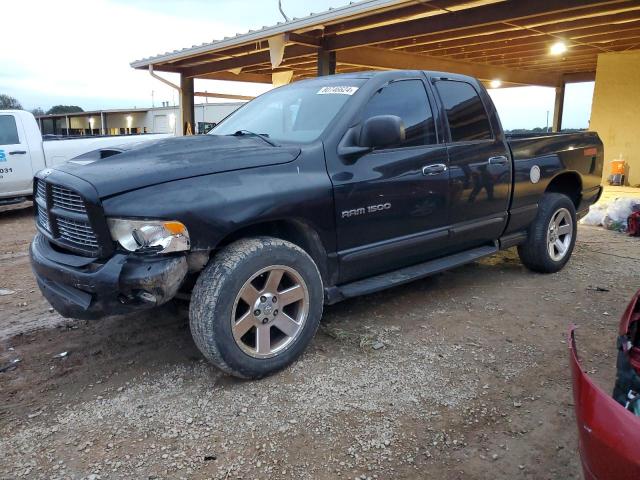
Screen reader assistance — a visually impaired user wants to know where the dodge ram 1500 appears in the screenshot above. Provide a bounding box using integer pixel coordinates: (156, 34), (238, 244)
(30, 70), (603, 378)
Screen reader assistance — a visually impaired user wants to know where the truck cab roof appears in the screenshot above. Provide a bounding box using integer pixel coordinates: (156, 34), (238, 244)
(295, 70), (480, 85)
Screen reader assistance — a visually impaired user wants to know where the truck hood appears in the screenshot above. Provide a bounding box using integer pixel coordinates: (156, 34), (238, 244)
(55, 135), (301, 198)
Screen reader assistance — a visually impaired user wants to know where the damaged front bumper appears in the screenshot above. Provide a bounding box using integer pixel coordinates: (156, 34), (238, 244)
(30, 233), (188, 319)
(569, 290), (640, 480)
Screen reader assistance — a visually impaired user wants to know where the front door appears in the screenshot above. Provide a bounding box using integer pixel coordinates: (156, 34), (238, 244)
(433, 79), (512, 248)
(0, 114), (33, 195)
(330, 78), (450, 283)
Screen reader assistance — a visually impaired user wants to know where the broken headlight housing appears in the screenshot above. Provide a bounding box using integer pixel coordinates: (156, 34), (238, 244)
(107, 218), (190, 253)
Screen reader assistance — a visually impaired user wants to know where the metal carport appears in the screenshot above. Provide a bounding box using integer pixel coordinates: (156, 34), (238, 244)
(131, 0), (640, 183)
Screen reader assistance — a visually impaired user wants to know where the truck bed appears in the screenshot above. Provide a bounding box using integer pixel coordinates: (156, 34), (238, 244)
(506, 131), (604, 218)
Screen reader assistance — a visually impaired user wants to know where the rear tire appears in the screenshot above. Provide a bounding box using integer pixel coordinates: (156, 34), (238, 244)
(517, 193), (577, 273)
(189, 237), (323, 379)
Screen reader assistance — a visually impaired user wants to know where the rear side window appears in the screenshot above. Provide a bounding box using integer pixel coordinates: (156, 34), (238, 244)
(435, 80), (492, 142)
(0, 115), (20, 145)
(362, 80), (437, 147)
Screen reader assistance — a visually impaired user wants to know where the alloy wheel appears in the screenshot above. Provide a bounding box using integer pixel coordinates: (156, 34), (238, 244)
(547, 207), (573, 262)
(231, 265), (309, 358)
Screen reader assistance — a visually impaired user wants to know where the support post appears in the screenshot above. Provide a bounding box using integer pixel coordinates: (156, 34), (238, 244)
(317, 49), (336, 76)
(100, 112), (106, 136)
(552, 83), (565, 132)
(180, 74), (194, 136)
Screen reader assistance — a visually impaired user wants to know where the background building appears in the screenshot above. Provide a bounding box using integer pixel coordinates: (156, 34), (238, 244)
(36, 102), (243, 137)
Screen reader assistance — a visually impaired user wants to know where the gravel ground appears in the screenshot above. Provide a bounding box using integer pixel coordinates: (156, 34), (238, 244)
(1, 203), (639, 480)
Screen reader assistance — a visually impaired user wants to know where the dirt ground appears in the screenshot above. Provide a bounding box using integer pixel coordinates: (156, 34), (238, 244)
(1, 203), (639, 480)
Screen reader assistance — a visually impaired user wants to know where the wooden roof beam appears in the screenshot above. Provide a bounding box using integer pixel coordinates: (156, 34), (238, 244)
(491, 51), (599, 64)
(183, 45), (317, 78)
(482, 38), (640, 64)
(164, 41), (269, 67)
(196, 71), (273, 84)
(379, 24), (522, 51)
(325, 0), (630, 51)
(375, 4), (640, 51)
(167, 33), (321, 70)
(336, 46), (561, 87)
(323, 0), (472, 35)
(511, 57), (598, 68)
(440, 34), (640, 62)
(194, 92), (255, 101)
(241, 57), (318, 74)
(403, 20), (640, 56)
(564, 72), (596, 82)
(286, 33), (322, 48)
(501, 59), (598, 70)
(523, 64), (597, 72)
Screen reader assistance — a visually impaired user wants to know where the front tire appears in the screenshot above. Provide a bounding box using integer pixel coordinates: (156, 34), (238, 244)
(189, 237), (323, 379)
(517, 193), (577, 273)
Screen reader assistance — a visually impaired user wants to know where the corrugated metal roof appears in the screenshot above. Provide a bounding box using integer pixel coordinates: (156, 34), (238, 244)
(130, 0), (412, 68)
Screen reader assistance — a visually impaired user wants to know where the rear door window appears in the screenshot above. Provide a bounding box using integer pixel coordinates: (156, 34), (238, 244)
(435, 80), (493, 142)
(362, 79), (437, 147)
(0, 115), (20, 145)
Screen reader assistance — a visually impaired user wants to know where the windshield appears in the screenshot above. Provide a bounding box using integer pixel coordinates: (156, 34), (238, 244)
(210, 79), (365, 143)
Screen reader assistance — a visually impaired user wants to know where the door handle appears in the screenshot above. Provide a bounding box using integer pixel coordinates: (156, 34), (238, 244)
(9, 150), (27, 155)
(487, 155), (508, 165)
(422, 164), (447, 175)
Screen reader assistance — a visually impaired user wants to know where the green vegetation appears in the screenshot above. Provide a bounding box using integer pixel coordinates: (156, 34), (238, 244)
(46, 105), (84, 114)
(0, 94), (22, 110)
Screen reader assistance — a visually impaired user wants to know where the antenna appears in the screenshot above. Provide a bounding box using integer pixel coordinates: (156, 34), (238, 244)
(278, 0), (290, 22)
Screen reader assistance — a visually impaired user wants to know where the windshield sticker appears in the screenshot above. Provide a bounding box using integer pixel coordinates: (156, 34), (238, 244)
(317, 86), (359, 95)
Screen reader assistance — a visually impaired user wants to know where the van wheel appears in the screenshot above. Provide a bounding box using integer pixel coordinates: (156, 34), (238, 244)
(189, 237), (323, 379)
(517, 193), (577, 273)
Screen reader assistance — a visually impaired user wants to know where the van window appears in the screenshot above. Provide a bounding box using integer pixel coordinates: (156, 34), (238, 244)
(362, 80), (437, 147)
(435, 80), (493, 142)
(0, 115), (20, 145)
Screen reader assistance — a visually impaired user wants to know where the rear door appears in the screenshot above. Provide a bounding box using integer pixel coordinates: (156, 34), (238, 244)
(331, 78), (450, 283)
(0, 113), (33, 195)
(433, 79), (511, 248)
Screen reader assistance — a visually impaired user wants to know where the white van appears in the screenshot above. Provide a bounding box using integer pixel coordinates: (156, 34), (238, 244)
(0, 110), (169, 205)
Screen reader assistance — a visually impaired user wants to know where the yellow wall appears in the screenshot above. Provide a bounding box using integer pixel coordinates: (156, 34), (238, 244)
(590, 50), (640, 187)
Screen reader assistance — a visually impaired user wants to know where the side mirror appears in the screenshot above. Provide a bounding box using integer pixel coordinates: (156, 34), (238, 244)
(360, 115), (405, 149)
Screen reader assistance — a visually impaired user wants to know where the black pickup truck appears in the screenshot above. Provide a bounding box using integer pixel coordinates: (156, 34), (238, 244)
(30, 70), (603, 378)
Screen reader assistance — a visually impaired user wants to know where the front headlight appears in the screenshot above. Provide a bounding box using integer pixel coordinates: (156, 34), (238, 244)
(107, 218), (190, 253)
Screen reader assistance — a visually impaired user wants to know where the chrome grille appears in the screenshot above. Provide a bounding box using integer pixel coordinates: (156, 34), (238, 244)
(52, 185), (86, 213)
(36, 178), (46, 199)
(36, 178), (101, 255)
(37, 205), (51, 232)
(56, 217), (99, 249)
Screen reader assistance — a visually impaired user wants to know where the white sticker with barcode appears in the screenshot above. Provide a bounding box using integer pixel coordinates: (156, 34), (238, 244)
(317, 86), (359, 95)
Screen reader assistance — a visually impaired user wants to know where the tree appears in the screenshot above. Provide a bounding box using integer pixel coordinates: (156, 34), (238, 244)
(46, 105), (84, 114)
(31, 107), (46, 117)
(0, 94), (22, 110)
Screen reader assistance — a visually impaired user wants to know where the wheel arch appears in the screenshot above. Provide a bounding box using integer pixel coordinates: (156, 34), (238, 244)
(215, 219), (332, 284)
(545, 171), (582, 209)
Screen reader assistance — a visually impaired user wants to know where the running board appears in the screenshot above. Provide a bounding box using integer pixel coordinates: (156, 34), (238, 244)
(325, 243), (498, 305)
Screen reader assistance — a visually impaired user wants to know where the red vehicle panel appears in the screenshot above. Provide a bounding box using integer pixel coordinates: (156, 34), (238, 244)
(569, 289), (640, 480)
(618, 291), (640, 372)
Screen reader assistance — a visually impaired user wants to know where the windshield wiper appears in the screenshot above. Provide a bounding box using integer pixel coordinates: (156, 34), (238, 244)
(231, 130), (278, 147)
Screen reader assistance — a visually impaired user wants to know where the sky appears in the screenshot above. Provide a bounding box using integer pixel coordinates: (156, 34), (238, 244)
(0, 0), (594, 130)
